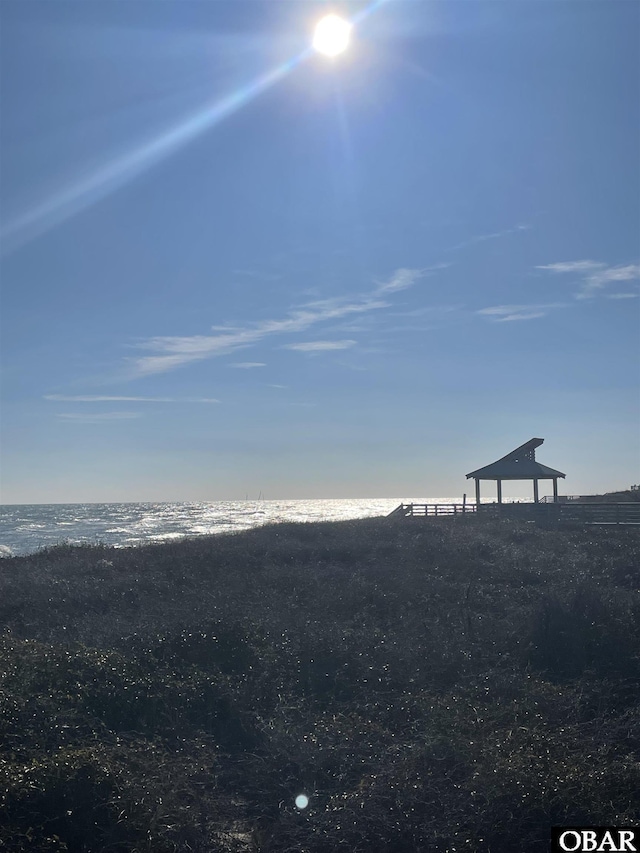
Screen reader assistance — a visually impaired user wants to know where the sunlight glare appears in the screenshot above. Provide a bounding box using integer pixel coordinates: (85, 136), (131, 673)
(313, 15), (352, 57)
(1, 55), (303, 256)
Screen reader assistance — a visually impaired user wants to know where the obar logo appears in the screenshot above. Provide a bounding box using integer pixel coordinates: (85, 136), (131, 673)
(552, 828), (638, 853)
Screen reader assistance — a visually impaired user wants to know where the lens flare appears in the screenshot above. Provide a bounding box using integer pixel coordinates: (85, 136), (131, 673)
(1, 54), (303, 255)
(2, 0), (397, 254)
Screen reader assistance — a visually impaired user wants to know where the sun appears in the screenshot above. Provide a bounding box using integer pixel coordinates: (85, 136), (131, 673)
(313, 14), (352, 57)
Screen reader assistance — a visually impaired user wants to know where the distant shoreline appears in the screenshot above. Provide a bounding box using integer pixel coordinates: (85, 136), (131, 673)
(2, 490), (637, 558)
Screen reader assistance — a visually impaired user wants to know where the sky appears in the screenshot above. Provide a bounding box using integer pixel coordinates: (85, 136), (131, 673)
(1, 0), (639, 504)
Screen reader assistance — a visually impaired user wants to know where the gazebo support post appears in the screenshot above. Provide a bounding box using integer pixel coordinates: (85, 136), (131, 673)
(533, 479), (539, 503)
(475, 478), (481, 508)
(553, 478), (558, 502)
(497, 479), (502, 504)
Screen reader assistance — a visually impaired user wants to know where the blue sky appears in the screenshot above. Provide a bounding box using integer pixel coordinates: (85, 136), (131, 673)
(1, 0), (638, 504)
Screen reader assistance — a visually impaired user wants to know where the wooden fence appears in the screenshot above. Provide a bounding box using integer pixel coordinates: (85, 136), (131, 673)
(388, 502), (640, 525)
(551, 502), (640, 525)
(388, 503), (477, 518)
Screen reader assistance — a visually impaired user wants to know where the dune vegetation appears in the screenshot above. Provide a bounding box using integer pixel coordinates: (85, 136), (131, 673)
(1, 516), (639, 852)
(572, 488), (640, 503)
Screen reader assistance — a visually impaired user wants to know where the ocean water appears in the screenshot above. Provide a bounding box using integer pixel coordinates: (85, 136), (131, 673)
(0, 498), (463, 557)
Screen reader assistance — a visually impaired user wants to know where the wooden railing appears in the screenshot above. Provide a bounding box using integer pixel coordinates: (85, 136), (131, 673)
(554, 502), (640, 525)
(388, 503), (477, 518)
(388, 501), (640, 525)
(540, 495), (600, 503)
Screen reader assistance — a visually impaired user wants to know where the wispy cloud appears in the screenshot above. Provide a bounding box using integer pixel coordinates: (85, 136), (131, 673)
(607, 292), (639, 300)
(126, 263), (452, 378)
(446, 224), (530, 253)
(56, 412), (142, 422)
(536, 260), (640, 299)
(45, 395), (219, 403)
(228, 362), (266, 369)
(210, 325), (245, 333)
(536, 260), (603, 274)
(579, 264), (640, 300)
(390, 304), (461, 318)
(283, 340), (356, 352)
(130, 298), (386, 377)
(477, 303), (563, 322)
(374, 264), (450, 294)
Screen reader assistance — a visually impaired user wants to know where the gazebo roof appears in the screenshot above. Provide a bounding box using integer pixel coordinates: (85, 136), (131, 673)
(466, 438), (566, 481)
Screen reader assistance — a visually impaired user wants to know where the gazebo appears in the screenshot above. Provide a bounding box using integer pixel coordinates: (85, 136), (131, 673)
(466, 438), (565, 505)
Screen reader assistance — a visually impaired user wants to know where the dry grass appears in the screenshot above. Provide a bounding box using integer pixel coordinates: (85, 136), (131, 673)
(1, 517), (639, 851)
